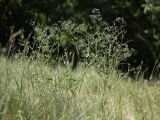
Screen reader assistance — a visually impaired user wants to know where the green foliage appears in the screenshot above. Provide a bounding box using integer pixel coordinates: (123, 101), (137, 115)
(142, 0), (160, 48)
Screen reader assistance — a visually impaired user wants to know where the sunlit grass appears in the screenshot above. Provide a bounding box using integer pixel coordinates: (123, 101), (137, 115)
(0, 57), (160, 120)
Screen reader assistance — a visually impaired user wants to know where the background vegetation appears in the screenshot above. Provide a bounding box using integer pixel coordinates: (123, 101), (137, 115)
(0, 0), (160, 78)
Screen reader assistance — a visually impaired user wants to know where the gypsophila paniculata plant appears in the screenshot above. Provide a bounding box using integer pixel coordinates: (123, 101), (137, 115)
(31, 8), (133, 72)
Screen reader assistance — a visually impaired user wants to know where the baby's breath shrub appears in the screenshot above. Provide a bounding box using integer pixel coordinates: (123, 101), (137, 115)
(79, 9), (133, 73)
(32, 8), (133, 72)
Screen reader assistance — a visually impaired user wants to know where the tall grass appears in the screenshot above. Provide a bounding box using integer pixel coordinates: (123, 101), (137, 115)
(0, 57), (160, 120)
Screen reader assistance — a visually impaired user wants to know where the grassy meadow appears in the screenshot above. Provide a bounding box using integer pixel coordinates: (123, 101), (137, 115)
(1, 11), (160, 120)
(0, 56), (160, 120)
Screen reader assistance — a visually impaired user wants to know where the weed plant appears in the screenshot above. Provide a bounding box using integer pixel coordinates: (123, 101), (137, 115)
(25, 9), (133, 73)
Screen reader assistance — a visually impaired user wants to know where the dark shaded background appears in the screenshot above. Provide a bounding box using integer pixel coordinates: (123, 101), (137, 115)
(0, 0), (160, 78)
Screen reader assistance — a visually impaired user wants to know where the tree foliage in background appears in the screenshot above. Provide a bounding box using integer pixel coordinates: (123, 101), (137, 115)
(0, 0), (160, 77)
